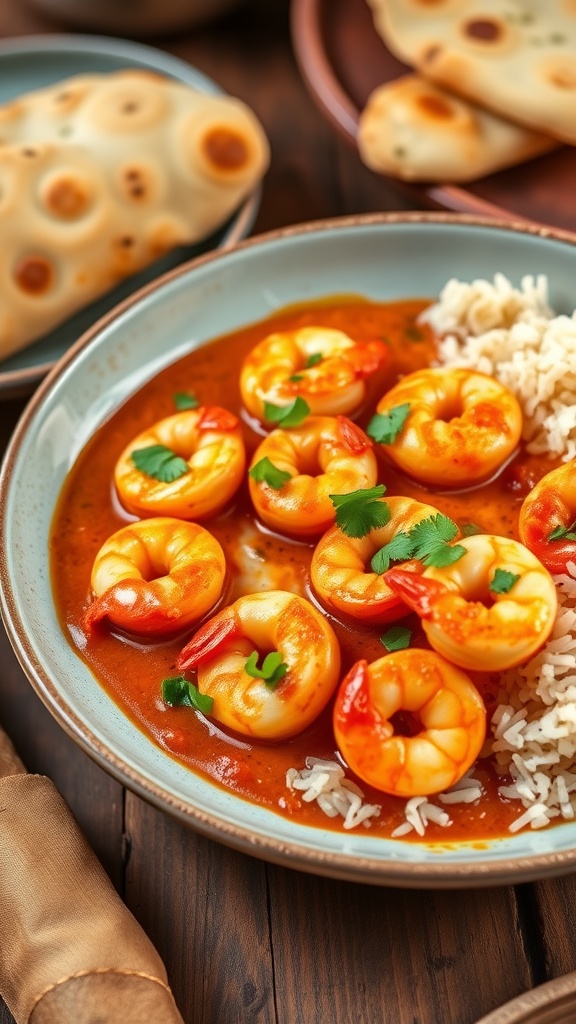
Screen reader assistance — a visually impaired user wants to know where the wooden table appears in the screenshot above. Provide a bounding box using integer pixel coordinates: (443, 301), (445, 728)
(1, 3), (575, 1023)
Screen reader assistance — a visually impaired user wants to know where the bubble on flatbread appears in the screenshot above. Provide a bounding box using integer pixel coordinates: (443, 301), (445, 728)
(40, 171), (95, 219)
(177, 101), (269, 184)
(13, 255), (54, 295)
(81, 74), (169, 134)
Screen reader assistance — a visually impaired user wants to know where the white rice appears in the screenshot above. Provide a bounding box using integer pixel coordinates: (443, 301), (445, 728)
(491, 562), (576, 828)
(423, 272), (576, 461)
(286, 757), (381, 830)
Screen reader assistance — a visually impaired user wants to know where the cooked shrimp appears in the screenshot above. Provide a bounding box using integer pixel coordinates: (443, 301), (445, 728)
(371, 367), (522, 486)
(83, 517), (226, 637)
(385, 534), (557, 672)
(248, 414), (378, 537)
(114, 406), (245, 519)
(333, 650), (486, 797)
(519, 460), (576, 574)
(311, 495), (442, 623)
(240, 326), (389, 422)
(176, 590), (341, 739)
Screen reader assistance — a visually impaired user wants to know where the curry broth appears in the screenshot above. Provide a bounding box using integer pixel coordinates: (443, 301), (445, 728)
(51, 297), (552, 841)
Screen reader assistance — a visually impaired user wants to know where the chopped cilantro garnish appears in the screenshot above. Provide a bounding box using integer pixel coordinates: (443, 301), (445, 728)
(409, 513), (466, 567)
(264, 396), (310, 428)
(289, 374), (305, 383)
(489, 568), (520, 595)
(249, 457), (291, 490)
(131, 444), (189, 483)
(161, 675), (214, 715)
(371, 531), (414, 574)
(329, 485), (389, 538)
(366, 403), (410, 445)
(548, 520), (576, 542)
(380, 625), (412, 652)
(305, 352), (323, 368)
(371, 513), (466, 572)
(173, 391), (199, 410)
(244, 650), (288, 690)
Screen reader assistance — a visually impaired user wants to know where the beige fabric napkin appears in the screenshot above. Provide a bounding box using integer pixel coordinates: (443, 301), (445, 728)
(0, 726), (185, 1024)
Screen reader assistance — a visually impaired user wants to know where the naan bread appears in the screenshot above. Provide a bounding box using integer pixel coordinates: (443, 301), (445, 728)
(0, 70), (269, 361)
(357, 74), (557, 182)
(367, 0), (576, 144)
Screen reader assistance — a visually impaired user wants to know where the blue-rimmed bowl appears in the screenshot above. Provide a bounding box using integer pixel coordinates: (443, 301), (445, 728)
(3, 212), (576, 888)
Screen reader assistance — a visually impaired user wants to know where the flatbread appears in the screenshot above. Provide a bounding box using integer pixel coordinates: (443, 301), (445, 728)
(366, 0), (576, 144)
(0, 70), (269, 361)
(357, 74), (557, 182)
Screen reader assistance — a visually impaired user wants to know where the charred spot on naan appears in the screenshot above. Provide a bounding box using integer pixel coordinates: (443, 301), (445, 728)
(40, 171), (96, 220)
(13, 255), (55, 296)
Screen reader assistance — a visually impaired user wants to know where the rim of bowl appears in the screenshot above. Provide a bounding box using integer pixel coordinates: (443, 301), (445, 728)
(3, 210), (576, 887)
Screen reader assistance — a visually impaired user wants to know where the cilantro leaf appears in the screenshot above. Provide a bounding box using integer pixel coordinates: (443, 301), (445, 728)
(173, 391), (199, 410)
(249, 457), (292, 490)
(329, 485), (390, 538)
(244, 650), (288, 690)
(264, 396), (310, 428)
(305, 353), (323, 368)
(548, 520), (576, 542)
(489, 568), (520, 595)
(371, 531), (415, 574)
(408, 513), (466, 568)
(366, 403), (410, 445)
(380, 625), (412, 652)
(423, 543), (467, 568)
(161, 675), (214, 715)
(289, 374), (305, 383)
(131, 444), (189, 483)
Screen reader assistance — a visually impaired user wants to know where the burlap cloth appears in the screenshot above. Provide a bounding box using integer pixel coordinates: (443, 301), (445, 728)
(0, 726), (185, 1023)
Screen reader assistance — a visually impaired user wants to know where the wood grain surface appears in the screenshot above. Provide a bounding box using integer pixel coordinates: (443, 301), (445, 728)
(1, 2), (574, 1023)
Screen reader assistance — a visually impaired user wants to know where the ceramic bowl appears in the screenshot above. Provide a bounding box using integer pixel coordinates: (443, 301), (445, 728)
(3, 212), (576, 888)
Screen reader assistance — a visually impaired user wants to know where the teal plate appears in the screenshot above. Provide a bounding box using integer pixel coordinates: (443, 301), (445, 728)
(0, 34), (260, 398)
(3, 213), (576, 888)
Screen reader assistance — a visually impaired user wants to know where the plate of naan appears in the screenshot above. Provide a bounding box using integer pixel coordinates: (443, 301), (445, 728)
(0, 34), (269, 398)
(291, 0), (576, 231)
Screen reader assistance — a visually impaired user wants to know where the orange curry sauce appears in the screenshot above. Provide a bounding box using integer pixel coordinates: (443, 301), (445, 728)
(50, 296), (556, 842)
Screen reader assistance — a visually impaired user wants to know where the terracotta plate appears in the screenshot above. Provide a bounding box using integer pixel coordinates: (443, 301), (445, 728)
(0, 35), (260, 400)
(475, 971), (576, 1024)
(291, 0), (576, 230)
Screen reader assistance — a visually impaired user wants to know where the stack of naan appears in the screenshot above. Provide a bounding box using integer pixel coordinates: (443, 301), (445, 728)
(0, 70), (269, 361)
(359, 0), (574, 183)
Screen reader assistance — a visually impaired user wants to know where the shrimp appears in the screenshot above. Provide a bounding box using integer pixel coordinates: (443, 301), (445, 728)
(518, 460), (576, 574)
(240, 325), (389, 422)
(311, 495), (442, 623)
(385, 534), (557, 672)
(248, 414), (378, 537)
(371, 367), (522, 486)
(83, 517), (226, 637)
(176, 591), (341, 739)
(333, 650), (486, 797)
(114, 406), (245, 519)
